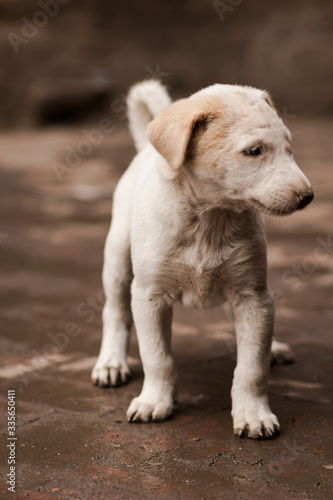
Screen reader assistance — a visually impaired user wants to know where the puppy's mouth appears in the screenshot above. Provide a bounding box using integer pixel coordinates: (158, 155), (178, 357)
(250, 188), (314, 217)
(249, 198), (297, 217)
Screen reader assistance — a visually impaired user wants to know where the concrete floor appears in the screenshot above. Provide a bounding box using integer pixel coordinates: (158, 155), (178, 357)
(0, 119), (332, 499)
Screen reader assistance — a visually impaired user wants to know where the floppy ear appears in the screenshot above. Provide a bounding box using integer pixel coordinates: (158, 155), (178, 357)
(146, 95), (222, 171)
(264, 94), (276, 112)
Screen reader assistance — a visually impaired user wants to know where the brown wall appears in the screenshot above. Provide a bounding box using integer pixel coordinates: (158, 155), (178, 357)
(0, 0), (332, 127)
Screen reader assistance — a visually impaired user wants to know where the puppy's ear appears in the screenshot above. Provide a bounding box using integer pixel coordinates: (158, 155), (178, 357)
(146, 95), (222, 171)
(264, 93), (276, 112)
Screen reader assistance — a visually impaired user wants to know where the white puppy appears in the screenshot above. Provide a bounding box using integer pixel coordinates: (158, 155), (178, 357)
(92, 80), (313, 439)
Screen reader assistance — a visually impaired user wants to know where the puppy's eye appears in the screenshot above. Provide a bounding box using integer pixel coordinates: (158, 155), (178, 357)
(242, 145), (262, 156)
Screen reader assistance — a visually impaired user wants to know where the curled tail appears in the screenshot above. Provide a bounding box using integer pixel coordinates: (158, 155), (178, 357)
(127, 80), (171, 152)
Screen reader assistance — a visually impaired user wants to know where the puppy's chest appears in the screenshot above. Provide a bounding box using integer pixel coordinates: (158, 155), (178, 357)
(172, 239), (232, 309)
(159, 209), (243, 308)
(178, 262), (226, 309)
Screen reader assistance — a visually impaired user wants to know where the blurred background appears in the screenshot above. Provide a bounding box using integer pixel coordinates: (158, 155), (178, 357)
(1, 0), (333, 128)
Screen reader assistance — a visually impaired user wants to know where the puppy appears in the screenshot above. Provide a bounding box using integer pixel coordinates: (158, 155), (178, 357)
(92, 80), (313, 439)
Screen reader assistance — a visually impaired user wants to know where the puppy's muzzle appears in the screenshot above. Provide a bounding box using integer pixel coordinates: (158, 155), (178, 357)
(297, 188), (314, 210)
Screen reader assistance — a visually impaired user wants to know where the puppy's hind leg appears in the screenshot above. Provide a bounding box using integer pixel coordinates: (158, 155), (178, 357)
(271, 339), (295, 365)
(92, 182), (133, 387)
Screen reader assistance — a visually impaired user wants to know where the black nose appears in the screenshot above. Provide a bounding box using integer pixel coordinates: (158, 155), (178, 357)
(297, 189), (314, 210)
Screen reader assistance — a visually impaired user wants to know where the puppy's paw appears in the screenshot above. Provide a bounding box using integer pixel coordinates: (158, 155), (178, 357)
(126, 395), (174, 423)
(271, 340), (295, 365)
(91, 356), (130, 387)
(232, 400), (280, 439)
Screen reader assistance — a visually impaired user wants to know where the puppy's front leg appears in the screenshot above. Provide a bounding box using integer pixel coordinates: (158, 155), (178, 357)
(230, 289), (280, 439)
(91, 233), (132, 387)
(127, 279), (177, 423)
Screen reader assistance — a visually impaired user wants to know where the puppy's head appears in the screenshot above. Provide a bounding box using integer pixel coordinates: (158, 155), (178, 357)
(147, 84), (313, 216)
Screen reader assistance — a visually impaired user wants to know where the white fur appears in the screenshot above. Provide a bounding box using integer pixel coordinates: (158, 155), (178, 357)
(127, 80), (171, 152)
(92, 80), (313, 439)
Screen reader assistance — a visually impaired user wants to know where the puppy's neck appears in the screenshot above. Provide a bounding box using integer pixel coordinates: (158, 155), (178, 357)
(174, 166), (248, 216)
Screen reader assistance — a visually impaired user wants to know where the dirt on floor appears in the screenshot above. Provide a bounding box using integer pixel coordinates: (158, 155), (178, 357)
(0, 117), (332, 499)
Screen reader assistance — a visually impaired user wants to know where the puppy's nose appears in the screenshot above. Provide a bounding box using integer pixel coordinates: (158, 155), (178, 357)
(297, 188), (314, 210)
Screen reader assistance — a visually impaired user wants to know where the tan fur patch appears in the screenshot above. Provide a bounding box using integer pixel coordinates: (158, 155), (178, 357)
(147, 94), (227, 171)
(187, 107), (230, 168)
(264, 95), (276, 111)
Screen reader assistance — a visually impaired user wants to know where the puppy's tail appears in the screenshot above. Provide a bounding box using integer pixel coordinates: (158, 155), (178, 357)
(127, 80), (171, 152)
